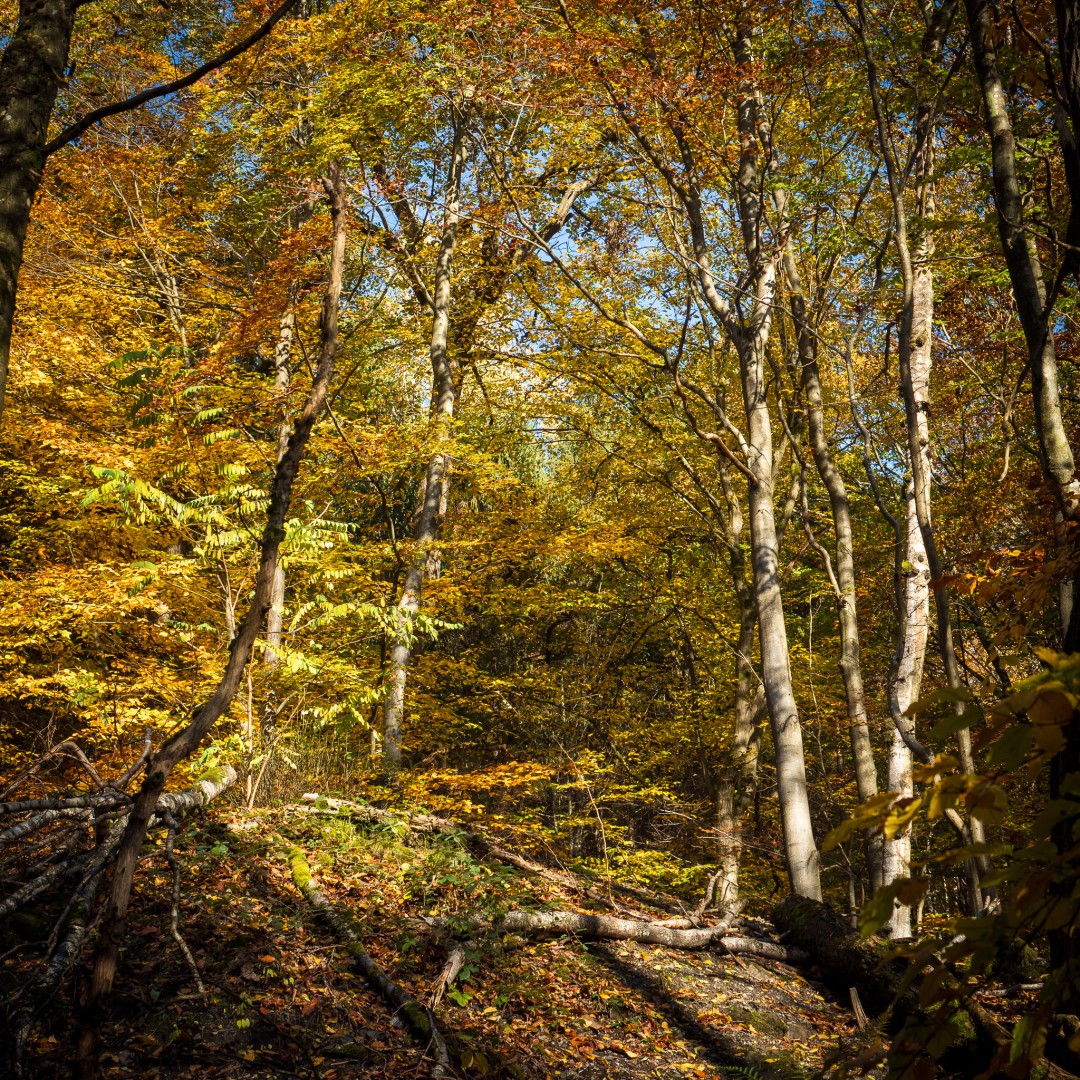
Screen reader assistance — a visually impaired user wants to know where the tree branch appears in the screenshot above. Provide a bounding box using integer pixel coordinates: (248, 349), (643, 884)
(43, 0), (301, 157)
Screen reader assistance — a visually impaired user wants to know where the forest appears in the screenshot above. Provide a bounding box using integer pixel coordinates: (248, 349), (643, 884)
(0, 0), (1078, 1076)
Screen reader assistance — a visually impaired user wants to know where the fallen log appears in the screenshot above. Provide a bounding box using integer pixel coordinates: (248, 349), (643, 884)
(286, 846), (451, 1077)
(152, 766), (236, 822)
(296, 796), (802, 961)
(417, 908), (806, 962)
(772, 895), (914, 1016)
(499, 909), (736, 950)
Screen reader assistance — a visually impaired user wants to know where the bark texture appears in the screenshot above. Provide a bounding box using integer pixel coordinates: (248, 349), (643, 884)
(0, 0), (78, 425)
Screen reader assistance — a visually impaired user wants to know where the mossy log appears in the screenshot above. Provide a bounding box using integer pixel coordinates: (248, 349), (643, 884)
(286, 846), (452, 1077)
(771, 895), (913, 1017)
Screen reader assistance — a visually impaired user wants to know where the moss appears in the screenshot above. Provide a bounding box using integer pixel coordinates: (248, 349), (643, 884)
(951, 1008), (976, 1043)
(286, 846), (312, 892)
(196, 765), (227, 786)
(761, 1049), (814, 1079)
(747, 1009), (787, 1037)
(400, 1000), (431, 1036)
(334, 1042), (382, 1063)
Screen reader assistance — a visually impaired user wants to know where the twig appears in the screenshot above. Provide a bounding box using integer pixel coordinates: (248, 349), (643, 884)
(164, 818), (205, 995)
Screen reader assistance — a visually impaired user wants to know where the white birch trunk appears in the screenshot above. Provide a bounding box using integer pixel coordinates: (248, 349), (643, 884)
(883, 481), (929, 937)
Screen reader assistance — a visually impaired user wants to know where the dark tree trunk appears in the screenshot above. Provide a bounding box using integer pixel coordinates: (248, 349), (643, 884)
(772, 895), (912, 1017)
(0, 0), (78, 424)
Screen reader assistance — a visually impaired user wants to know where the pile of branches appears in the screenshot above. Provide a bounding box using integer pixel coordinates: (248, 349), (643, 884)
(0, 735), (236, 1074)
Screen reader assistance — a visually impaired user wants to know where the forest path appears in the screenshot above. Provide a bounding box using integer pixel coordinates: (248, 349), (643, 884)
(23, 805), (857, 1079)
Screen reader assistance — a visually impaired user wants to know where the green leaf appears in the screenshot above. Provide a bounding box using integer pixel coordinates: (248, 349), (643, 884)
(906, 685), (975, 716)
(859, 880), (905, 938)
(987, 724), (1033, 770)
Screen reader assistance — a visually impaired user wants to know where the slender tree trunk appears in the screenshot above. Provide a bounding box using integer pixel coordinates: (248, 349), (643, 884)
(733, 32), (820, 900)
(742, 334), (820, 898)
(77, 168), (347, 1077)
(778, 224), (882, 891)
(382, 120), (467, 774)
(716, 528), (765, 908)
(0, 0), (79, 426)
(965, 0), (1078, 629)
(716, 664), (764, 908)
(264, 303), (296, 669)
(883, 481), (929, 937)
(901, 105), (989, 909)
(887, 126), (938, 937)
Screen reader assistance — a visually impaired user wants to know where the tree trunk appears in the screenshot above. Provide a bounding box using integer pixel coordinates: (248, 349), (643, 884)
(0, 0), (79, 426)
(880, 97), (937, 929)
(493, 911), (799, 960)
(883, 482), (929, 937)
(973, 0), (1080, 977)
(965, 0), (1078, 628)
(778, 223), (881, 892)
(743, 349), (820, 898)
(732, 31), (820, 899)
(716, 589), (765, 910)
(77, 167), (348, 1076)
(714, 450), (764, 909)
(382, 119), (467, 774)
(264, 303), (296, 669)
(899, 102), (988, 912)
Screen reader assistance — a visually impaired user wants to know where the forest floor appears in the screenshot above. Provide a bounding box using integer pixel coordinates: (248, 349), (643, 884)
(8, 789), (1031, 1080)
